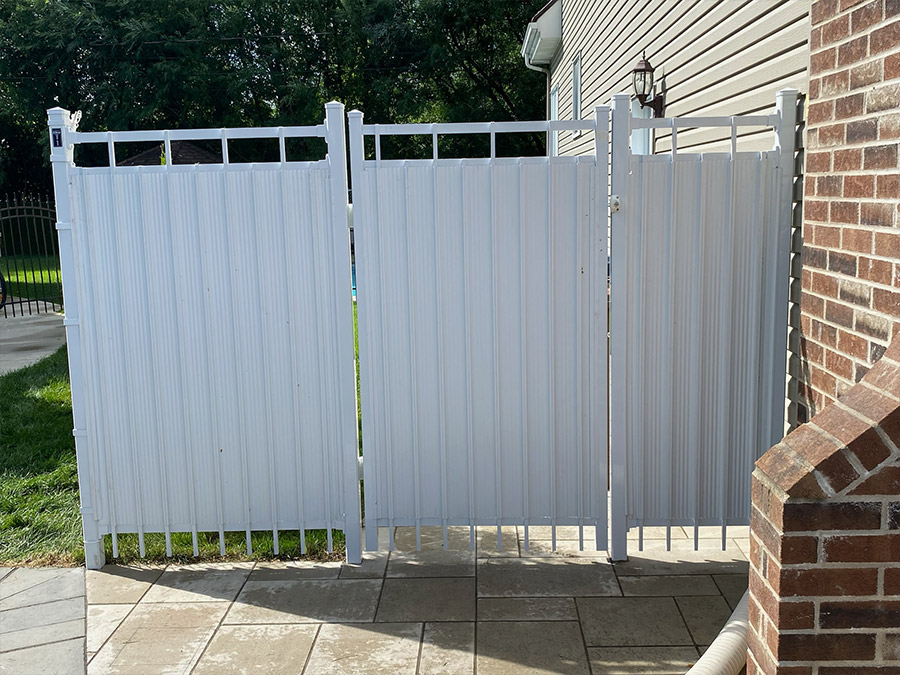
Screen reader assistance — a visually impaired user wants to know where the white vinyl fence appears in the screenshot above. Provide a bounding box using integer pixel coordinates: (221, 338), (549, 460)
(49, 104), (361, 568)
(349, 115), (610, 552)
(608, 91), (797, 559)
(50, 91), (796, 568)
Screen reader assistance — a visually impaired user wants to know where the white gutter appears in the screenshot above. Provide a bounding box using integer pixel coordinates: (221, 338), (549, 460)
(521, 23), (551, 119)
(685, 590), (750, 675)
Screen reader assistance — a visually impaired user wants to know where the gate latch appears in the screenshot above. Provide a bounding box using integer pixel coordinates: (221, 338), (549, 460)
(609, 195), (621, 214)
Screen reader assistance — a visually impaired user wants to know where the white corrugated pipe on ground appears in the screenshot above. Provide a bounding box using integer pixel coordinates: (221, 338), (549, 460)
(685, 590), (749, 675)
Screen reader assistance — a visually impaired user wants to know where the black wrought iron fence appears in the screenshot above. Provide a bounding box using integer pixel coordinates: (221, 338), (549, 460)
(0, 194), (62, 317)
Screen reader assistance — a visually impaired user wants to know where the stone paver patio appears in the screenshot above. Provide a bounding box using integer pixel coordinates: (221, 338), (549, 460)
(1, 526), (750, 674)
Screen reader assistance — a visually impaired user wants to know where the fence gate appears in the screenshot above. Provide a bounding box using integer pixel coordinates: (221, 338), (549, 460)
(608, 91), (797, 560)
(49, 103), (362, 568)
(349, 113), (610, 552)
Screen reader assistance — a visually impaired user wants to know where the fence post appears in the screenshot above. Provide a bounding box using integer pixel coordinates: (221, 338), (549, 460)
(325, 101), (363, 565)
(770, 89), (798, 446)
(347, 108), (380, 553)
(48, 107), (105, 570)
(608, 93), (631, 562)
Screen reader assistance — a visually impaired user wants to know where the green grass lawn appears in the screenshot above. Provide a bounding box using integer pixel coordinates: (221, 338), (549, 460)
(0, 347), (82, 564)
(2, 254), (62, 302)
(0, 346), (345, 566)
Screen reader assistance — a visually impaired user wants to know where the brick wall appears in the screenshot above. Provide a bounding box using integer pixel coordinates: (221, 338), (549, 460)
(747, 336), (899, 674)
(797, 0), (900, 421)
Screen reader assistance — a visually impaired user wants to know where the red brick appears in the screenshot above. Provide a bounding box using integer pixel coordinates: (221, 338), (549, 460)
(810, 272), (838, 299)
(820, 668), (900, 675)
(804, 246), (829, 270)
(818, 174), (843, 196)
(819, 321), (839, 347)
(811, 25), (823, 51)
(827, 299), (856, 327)
(811, 364), (838, 396)
(811, 47), (837, 75)
(849, 465), (900, 494)
(847, 118), (879, 143)
(871, 20), (900, 55)
(806, 174), (817, 197)
(842, 227), (874, 252)
(887, 52), (900, 79)
(865, 356), (900, 395)
(847, 425), (893, 470)
(833, 147), (862, 170)
(821, 71), (850, 97)
(819, 122), (847, 146)
(810, 77), (821, 100)
(876, 174), (900, 200)
(843, 174), (875, 198)
(879, 113), (900, 141)
(812, 0), (840, 25)
(804, 338), (825, 365)
(823, 533), (900, 562)
(804, 292), (826, 318)
(782, 535), (819, 564)
(874, 288), (900, 315)
(815, 226), (842, 249)
(778, 600), (816, 630)
(850, 60), (883, 89)
(889, 0), (900, 18)
(826, 349), (856, 378)
(805, 199), (829, 221)
(851, 0), (884, 31)
(837, 34), (869, 67)
(855, 362), (871, 382)
(809, 100), (835, 125)
(858, 256), (894, 285)
(867, 84), (900, 114)
(856, 310), (891, 340)
(822, 14), (850, 44)
(842, 380), (898, 422)
(781, 501), (882, 532)
(836, 92), (866, 119)
(820, 599), (900, 628)
(838, 329), (870, 359)
(863, 144), (898, 169)
(807, 150), (832, 173)
(886, 567), (900, 594)
(751, 502), (787, 556)
(777, 632), (876, 661)
(830, 200), (860, 224)
(861, 201), (896, 227)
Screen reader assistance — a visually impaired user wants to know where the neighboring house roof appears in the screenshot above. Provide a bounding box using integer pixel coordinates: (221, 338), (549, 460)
(118, 141), (220, 166)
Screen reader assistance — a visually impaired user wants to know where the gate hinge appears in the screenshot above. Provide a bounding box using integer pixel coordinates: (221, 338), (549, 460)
(608, 195), (621, 214)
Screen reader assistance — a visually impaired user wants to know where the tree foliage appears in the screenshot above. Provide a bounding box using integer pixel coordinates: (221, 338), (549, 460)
(0, 0), (545, 193)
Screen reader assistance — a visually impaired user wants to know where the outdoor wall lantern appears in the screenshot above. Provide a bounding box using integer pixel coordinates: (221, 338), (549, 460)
(632, 51), (666, 117)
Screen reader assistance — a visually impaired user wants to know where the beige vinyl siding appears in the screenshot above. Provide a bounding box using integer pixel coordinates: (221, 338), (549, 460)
(550, 0), (810, 155)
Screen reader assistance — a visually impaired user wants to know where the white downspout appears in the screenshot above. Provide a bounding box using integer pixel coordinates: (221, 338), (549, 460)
(684, 590), (750, 675)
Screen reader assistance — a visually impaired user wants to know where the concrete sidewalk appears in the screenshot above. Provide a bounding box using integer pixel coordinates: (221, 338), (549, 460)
(0, 310), (66, 374)
(0, 567), (86, 675)
(1, 526), (750, 675)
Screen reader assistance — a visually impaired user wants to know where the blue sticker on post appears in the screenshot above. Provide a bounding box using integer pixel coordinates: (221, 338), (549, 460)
(52, 128), (62, 148)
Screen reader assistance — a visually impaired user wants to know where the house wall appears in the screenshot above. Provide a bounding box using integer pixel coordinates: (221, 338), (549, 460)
(796, 0), (900, 419)
(549, 0), (811, 155)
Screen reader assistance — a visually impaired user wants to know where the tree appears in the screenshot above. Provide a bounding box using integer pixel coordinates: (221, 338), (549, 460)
(0, 0), (545, 194)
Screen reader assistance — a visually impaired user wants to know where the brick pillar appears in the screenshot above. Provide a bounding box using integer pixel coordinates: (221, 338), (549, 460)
(747, 337), (900, 673)
(797, 0), (900, 421)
